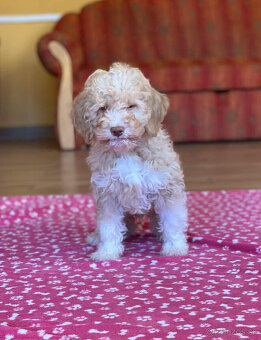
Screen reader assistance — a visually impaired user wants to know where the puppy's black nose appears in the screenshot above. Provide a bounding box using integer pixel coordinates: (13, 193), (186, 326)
(110, 126), (124, 137)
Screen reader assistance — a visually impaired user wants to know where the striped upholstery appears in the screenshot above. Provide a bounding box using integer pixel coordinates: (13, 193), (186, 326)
(141, 60), (261, 92)
(38, 14), (84, 76)
(73, 60), (261, 94)
(80, 0), (261, 65)
(38, 0), (261, 143)
(165, 90), (261, 142)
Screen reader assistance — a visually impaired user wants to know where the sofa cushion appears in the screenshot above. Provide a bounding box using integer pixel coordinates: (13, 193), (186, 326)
(164, 89), (261, 142)
(78, 0), (261, 69)
(141, 59), (261, 92)
(73, 68), (92, 97)
(73, 59), (261, 96)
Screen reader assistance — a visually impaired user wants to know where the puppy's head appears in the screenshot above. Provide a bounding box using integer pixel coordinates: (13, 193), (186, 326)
(72, 62), (169, 151)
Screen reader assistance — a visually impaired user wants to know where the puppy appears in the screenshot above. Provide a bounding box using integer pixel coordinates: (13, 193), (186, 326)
(72, 62), (188, 261)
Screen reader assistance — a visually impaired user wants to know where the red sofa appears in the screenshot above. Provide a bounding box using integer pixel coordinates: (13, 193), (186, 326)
(38, 0), (261, 149)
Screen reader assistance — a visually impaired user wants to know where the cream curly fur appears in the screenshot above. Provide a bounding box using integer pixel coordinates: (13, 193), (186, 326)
(72, 62), (188, 261)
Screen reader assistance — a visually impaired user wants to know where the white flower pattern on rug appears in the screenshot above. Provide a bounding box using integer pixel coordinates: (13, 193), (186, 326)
(0, 190), (260, 339)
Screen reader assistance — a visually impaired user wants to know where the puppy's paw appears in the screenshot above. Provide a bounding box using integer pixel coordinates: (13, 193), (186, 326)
(161, 239), (189, 256)
(86, 232), (99, 246)
(90, 249), (122, 261)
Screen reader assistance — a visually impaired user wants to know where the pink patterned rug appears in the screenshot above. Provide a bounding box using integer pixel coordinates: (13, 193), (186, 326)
(0, 190), (260, 339)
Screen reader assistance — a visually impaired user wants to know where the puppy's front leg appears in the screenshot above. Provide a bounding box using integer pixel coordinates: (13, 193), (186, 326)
(155, 196), (189, 256)
(90, 201), (126, 261)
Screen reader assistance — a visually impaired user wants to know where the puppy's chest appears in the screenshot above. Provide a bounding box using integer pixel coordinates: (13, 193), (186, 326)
(91, 155), (169, 213)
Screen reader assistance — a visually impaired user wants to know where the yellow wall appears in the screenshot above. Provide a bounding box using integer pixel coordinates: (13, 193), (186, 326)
(0, 0), (98, 128)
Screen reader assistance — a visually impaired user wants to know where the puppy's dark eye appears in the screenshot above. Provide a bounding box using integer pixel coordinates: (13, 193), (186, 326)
(99, 106), (107, 112)
(128, 104), (137, 109)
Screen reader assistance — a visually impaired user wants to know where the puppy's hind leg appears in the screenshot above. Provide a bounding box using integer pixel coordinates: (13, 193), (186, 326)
(124, 214), (135, 239)
(148, 211), (161, 238)
(86, 230), (100, 246)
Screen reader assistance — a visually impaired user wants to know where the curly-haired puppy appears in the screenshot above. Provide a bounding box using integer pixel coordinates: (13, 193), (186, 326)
(72, 62), (188, 261)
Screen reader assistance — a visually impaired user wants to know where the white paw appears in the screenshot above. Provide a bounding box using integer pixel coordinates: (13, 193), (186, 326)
(86, 232), (99, 246)
(161, 239), (189, 256)
(90, 250), (122, 261)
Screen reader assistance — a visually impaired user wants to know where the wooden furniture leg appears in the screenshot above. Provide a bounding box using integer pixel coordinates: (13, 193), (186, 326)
(48, 41), (75, 150)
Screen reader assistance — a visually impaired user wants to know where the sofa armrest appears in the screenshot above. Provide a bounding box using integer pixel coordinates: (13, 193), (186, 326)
(46, 41), (75, 150)
(37, 31), (84, 77)
(37, 13), (84, 77)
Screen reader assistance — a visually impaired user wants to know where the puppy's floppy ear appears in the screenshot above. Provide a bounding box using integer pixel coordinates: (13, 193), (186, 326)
(71, 90), (94, 143)
(145, 88), (169, 137)
(71, 69), (107, 143)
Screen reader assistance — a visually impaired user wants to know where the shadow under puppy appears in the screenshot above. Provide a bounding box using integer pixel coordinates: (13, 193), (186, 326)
(72, 62), (188, 261)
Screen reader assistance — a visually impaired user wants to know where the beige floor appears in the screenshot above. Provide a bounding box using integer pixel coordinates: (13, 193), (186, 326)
(0, 140), (261, 196)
